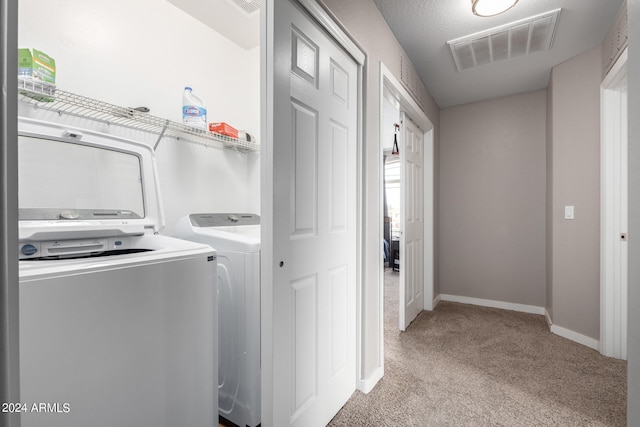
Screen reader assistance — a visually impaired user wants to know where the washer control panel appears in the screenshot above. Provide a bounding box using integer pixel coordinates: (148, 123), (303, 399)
(19, 236), (138, 260)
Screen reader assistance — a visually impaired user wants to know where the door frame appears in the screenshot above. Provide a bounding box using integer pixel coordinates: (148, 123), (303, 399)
(600, 48), (628, 359)
(378, 62), (434, 334)
(260, 0), (366, 424)
(1, 0), (22, 424)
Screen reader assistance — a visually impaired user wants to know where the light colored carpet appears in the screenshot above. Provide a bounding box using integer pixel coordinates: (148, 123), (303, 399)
(328, 270), (627, 426)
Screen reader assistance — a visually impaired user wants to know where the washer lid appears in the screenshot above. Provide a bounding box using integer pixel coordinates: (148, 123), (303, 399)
(18, 117), (165, 240)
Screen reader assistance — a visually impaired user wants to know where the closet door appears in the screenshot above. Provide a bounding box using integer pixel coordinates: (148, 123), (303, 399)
(263, 0), (359, 425)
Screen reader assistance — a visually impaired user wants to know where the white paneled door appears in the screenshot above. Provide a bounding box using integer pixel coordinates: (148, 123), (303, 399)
(267, 0), (358, 426)
(399, 113), (424, 330)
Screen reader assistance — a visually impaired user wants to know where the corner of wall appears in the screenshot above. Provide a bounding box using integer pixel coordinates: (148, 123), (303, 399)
(357, 366), (384, 394)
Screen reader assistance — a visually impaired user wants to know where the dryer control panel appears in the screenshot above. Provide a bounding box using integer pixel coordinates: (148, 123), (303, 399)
(190, 213), (260, 228)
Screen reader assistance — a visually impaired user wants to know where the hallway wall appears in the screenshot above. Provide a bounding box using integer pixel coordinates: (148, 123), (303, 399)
(439, 46), (604, 346)
(547, 46), (602, 341)
(439, 90), (547, 308)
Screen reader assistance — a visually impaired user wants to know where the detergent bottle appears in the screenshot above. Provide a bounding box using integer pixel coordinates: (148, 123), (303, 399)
(182, 87), (207, 129)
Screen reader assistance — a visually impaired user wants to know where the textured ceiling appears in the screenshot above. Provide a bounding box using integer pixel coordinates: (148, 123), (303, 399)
(371, 0), (624, 107)
(167, 0), (624, 108)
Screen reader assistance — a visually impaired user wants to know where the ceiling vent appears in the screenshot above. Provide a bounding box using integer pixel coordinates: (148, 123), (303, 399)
(227, 0), (260, 15)
(447, 9), (561, 71)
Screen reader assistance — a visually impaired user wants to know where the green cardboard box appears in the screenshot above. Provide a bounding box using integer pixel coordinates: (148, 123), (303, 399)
(18, 48), (56, 84)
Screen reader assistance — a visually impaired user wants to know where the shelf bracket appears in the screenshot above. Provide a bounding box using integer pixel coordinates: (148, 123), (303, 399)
(153, 119), (170, 151)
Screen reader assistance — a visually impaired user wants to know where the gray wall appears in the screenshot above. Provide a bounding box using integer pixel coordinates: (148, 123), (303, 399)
(547, 47), (602, 340)
(317, 0), (440, 383)
(439, 90), (547, 307)
(627, 0), (639, 424)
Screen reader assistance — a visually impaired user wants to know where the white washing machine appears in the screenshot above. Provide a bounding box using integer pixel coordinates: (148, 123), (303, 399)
(173, 213), (260, 427)
(18, 117), (217, 427)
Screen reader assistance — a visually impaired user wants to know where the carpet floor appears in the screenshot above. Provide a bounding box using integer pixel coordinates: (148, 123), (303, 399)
(328, 270), (627, 426)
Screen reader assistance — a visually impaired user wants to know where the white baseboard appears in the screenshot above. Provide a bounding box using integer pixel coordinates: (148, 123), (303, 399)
(439, 294), (546, 315)
(424, 294), (441, 311)
(357, 366), (383, 394)
(549, 324), (600, 351)
(544, 309), (553, 327)
(438, 295), (599, 351)
(432, 294), (441, 309)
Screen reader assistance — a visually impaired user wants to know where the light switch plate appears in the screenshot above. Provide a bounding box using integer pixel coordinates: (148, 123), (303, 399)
(564, 205), (575, 220)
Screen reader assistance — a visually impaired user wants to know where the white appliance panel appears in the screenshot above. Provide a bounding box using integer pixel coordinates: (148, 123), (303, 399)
(20, 250), (217, 427)
(17, 117), (218, 427)
(173, 213), (261, 427)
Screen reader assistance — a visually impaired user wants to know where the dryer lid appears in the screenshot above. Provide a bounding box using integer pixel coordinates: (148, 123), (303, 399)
(18, 117), (165, 240)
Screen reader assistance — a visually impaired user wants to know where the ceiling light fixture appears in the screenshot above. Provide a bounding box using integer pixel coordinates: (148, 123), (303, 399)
(472, 0), (519, 17)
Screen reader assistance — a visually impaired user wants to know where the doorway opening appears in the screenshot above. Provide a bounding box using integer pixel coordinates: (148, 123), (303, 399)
(381, 98), (401, 336)
(379, 62), (434, 342)
(382, 94), (401, 286)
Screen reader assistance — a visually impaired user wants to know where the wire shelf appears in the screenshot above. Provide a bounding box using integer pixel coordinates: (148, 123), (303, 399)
(17, 77), (259, 153)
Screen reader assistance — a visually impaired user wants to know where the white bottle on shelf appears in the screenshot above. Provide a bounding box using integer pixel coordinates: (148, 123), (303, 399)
(182, 87), (207, 129)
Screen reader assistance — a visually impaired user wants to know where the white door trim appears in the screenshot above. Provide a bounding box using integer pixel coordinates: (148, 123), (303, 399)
(378, 62), (434, 330)
(600, 47), (628, 360)
(261, 0), (366, 423)
(1, 0), (22, 422)
(296, 0), (365, 66)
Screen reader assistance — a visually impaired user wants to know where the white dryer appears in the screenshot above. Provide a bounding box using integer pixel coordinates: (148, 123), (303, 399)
(18, 117), (217, 427)
(173, 213), (260, 427)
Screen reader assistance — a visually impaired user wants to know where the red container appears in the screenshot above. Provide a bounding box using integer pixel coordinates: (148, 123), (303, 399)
(209, 122), (238, 138)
